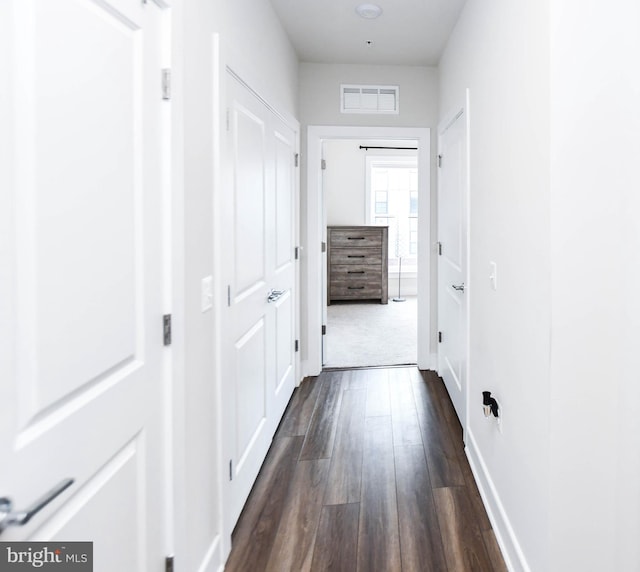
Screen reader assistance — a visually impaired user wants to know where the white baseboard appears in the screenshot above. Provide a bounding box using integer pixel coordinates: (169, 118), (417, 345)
(197, 534), (222, 572)
(465, 430), (530, 572)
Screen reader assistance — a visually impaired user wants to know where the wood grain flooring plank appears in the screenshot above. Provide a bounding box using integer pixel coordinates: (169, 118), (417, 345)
(389, 367), (422, 447)
(482, 529), (509, 572)
(266, 459), (331, 572)
(324, 388), (366, 505)
(394, 444), (448, 572)
(277, 376), (325, 437)
(357, 416), (401, 572)
(346, 368), (369, 390)
(310, 504), (360, 572)
(365, 368), (391, 417)
(299, 372), (344, 460)
(225, 368), (506, 572)
(434, 486), (494, 572)
(226, 436), (304, 572)
(412, 371), (465, 488)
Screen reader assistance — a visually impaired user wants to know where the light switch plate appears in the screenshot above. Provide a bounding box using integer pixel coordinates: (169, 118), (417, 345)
(201, 276), (213, 312)
(489, 261), (497, 291)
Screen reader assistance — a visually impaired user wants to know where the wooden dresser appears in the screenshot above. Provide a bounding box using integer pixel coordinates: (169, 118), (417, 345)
(327, 225), (388, 304)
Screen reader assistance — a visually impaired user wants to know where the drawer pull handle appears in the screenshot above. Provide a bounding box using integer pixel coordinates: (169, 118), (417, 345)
(347, 255), (365, 258)
(347, 237), (366, 240)
(348, 286), (366, 290)
(347, 271), (365, 274)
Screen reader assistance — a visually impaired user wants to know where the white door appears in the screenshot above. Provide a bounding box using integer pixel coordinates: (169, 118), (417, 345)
(437, 107), (469, 427)
(0, 0), (169, 569)
(221, 74), (297, 533)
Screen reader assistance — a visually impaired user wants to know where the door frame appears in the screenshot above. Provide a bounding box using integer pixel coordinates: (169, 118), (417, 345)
(437, 91), (471, 437)
(304, 126), (432, 376)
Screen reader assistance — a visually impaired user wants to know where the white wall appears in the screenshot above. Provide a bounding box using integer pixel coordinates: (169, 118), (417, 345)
(441, 1), (640, 570)
(549, 1), (640, 570)
(439, 1), (551, 570)
(300, 63), (438, 128)
(173, 1), (299, 569)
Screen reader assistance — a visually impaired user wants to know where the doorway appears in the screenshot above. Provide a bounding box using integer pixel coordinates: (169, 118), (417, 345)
(322, 140), (419, 368)
(304, 126), (432, 378)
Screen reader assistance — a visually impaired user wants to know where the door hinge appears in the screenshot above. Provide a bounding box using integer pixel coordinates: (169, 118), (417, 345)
(165, 555), (174, 572)
(322, 325), (327, 336)
(295, 246), (300, 260)
(161, 68), (171, 101)
(294, 153), (299, 167)
(438, 331), (443, 343)
(229, 459), (233, 481)
(437, 241), (442, 255)
(295, 339), (299, 352)
(163, 314), (172, 346)
(321, 159), (327, 170)
(227, 285), (231, 307)
(438, 154), (442, 168)
(321, 241), (326, 253)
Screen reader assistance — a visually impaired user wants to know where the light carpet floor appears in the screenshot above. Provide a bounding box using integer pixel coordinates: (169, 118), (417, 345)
(324, 296), (417, 368)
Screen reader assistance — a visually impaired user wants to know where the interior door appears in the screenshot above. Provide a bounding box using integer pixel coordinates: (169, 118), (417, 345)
(437, 107), (469, 427)
(0, 0), (169, 569)
(222, 74), (297, 533)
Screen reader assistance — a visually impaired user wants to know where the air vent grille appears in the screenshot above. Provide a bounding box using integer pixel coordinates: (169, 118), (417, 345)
(340, 84), (399, 114)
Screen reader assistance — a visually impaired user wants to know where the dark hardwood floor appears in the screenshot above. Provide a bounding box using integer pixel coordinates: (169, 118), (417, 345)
(225, 367), (507, 572)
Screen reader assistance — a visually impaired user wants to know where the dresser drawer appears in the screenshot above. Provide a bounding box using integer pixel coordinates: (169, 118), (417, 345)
(329, 228), (383, 248)
(329, 264), (381, 285)
(329, 248), (382, 265)
(330, 284), (382, 299)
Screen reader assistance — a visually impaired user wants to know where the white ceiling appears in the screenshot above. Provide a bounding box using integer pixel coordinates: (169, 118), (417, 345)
(268, 0), (467, 67)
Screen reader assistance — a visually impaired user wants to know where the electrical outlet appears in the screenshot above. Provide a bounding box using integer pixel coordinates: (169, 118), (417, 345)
(201, 276), (213, 313)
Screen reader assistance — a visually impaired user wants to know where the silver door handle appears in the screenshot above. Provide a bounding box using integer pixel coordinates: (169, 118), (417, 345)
(0, 478), (74, 533)
(267, 289), (286, 303)
(451, 283), (465, 292)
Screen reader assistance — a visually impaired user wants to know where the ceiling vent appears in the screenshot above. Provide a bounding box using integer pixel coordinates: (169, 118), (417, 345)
(340, 84), (399, 115)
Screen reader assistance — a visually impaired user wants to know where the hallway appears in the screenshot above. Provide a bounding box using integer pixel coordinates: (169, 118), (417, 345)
(225, 367), (506, 571)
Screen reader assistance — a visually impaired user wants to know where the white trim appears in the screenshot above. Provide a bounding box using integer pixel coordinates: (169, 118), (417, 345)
(466, 431), (530, 572)
(305, 125), (431, 375)
(211, 32), (228, 567)
(169, 2), (187, 569)
(196, 534), (223, 572)
(430, 352), (438, 371)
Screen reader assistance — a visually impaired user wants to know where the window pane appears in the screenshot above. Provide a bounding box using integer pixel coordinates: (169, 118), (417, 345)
(373, 170), (388, 190)
(375, 191), (388, 214)
(410, 191), (418, 214)
(410, 170), (418, 191)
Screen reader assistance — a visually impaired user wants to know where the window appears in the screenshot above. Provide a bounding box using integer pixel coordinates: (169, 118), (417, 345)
(366, 158), (418, 274)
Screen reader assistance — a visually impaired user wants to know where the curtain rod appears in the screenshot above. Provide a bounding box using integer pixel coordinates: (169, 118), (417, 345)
(359, 145), (418, 151)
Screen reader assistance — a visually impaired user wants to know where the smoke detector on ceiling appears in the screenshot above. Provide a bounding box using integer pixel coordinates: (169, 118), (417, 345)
(355, 3), (383, 19)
